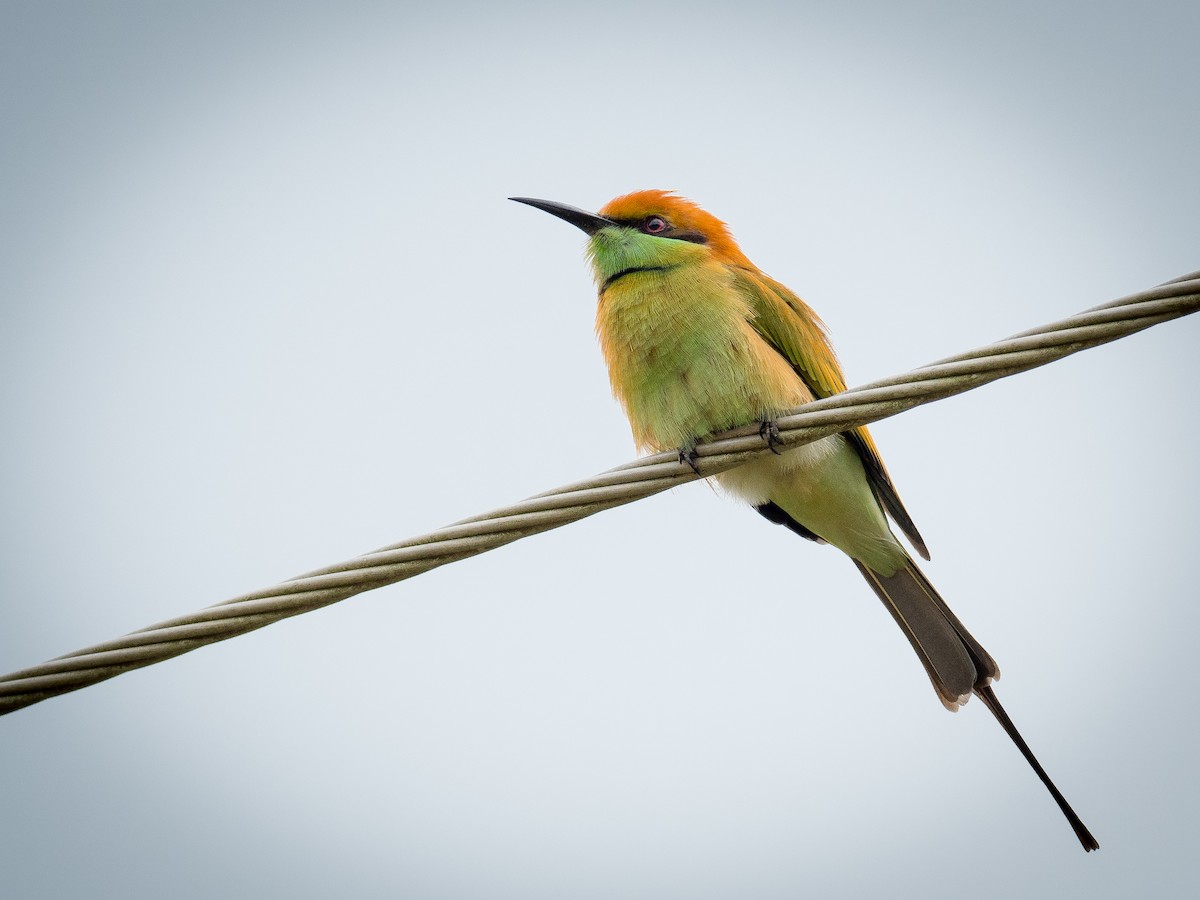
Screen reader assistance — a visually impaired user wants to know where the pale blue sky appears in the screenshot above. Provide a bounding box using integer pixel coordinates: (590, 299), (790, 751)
(2, 2), (1198, 898)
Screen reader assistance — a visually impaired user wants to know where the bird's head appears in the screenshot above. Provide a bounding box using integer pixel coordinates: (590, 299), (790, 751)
(510, 190), (752, 289)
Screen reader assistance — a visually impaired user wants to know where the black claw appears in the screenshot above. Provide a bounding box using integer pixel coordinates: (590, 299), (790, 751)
(759, 419), (783, 455)
(678, 445), (702, 476)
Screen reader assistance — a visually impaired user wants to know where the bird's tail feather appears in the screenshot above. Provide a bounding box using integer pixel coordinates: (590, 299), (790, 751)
(974, 683), (1099, 851)
(854, 557), (1099, 851)
(853, 558), (997, 709)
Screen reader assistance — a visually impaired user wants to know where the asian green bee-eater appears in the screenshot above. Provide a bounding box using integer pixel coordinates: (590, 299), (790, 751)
(513, 190), (1099, 852)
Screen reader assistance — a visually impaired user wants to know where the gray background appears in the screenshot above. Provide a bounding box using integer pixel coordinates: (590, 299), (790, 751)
(2, 2), (1197, 897)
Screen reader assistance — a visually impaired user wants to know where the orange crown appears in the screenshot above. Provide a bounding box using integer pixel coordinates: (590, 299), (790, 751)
(599, 190), (752, 266)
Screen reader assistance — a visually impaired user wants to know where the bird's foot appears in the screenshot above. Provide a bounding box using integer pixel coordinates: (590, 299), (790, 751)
(678, 444), (703, 476)
(758, 419), (784, 455)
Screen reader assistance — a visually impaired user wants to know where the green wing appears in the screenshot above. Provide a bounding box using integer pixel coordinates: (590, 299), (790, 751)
(732, 267), (930, 560)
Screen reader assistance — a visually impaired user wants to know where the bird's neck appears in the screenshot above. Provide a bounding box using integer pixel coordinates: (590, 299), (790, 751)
(586, 229), (709, 290)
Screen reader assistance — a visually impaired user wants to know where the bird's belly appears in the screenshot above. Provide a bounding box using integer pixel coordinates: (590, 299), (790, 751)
(614, 320), (809, 452)
(717, 434), (903, 572)
(715, 436), (842, 505)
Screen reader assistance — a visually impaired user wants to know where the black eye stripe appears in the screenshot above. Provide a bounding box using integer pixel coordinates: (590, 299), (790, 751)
(609, 218), (709, 245)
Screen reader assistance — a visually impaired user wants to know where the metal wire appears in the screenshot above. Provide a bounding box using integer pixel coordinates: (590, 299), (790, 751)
(2, 272), (1197, 715)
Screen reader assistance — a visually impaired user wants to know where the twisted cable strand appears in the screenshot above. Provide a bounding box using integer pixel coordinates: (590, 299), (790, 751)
(2, 273), (1197, 715)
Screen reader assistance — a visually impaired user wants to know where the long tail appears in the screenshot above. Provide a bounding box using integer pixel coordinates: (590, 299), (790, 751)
(854, 559), (1099, 852)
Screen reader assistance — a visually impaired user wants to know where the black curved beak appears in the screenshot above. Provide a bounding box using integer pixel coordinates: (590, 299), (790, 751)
(509, 197), (616, 236)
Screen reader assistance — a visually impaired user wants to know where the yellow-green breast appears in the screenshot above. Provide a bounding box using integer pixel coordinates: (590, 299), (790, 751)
(595, 259), (811, 452)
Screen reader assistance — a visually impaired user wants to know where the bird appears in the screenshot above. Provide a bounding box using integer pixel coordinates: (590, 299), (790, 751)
(511, 190), (1099, 852)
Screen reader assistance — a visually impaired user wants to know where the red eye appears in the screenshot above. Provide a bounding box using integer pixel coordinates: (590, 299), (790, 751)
(643, 216), (668, 234)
